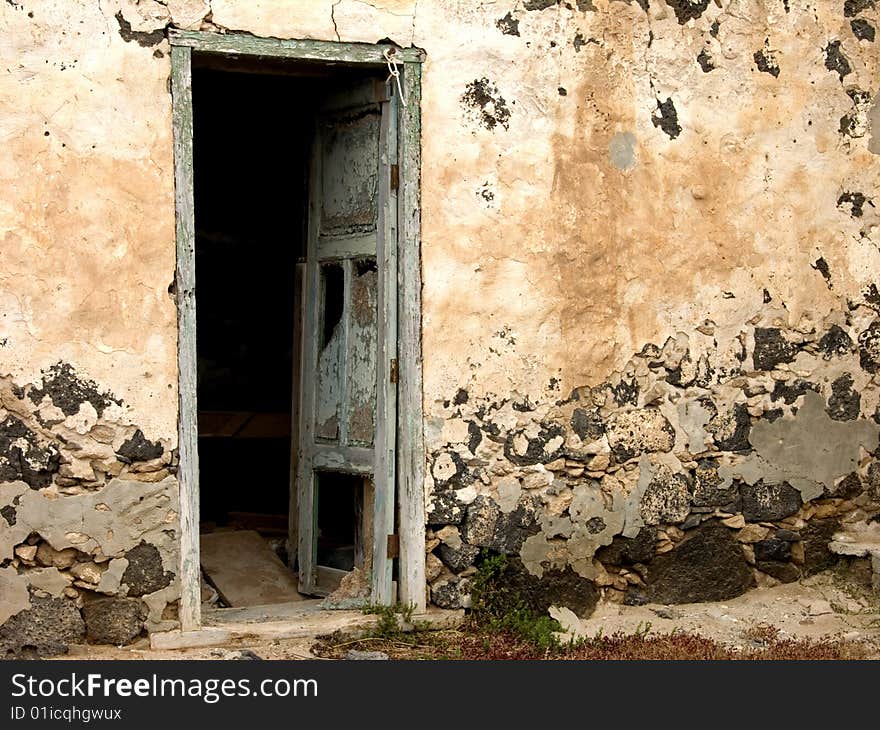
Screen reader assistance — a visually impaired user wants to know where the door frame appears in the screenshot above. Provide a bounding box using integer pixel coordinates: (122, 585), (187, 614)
(170, 29), (426, 632)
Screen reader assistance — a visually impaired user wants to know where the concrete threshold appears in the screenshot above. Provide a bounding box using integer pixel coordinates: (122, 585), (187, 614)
(150, 602), (464, 651)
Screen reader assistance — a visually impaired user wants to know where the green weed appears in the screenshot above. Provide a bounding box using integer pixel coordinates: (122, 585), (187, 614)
(467, 550), (563, 652)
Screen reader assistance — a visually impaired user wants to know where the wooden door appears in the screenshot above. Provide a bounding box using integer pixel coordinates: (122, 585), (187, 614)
(296, 77), (398, 603)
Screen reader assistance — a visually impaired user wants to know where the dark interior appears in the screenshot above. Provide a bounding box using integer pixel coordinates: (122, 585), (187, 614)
(316, 472), (363, 572)
(193, 62), (310, 527)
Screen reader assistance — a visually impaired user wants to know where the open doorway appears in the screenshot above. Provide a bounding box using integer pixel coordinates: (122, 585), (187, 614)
(191, 60), (306, 609)
(171, 32), (425, 630)
(189, 53), (397, 611)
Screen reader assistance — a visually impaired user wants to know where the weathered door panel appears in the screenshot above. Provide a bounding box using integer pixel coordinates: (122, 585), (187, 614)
(297, 79), (398, 601)
(347, 260), (378, 447)
(320, 110), (380, 236)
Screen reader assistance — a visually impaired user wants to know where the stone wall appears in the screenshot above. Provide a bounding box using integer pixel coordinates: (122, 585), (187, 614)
(425, 311), (880, 612)
(0, 366), (179, 656)
(1, 0), (879, 647)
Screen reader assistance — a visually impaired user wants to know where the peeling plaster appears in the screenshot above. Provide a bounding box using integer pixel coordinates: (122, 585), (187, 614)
(748, 391), (879, 499)
(0, 566), (31, 625)
(141, 582), (179, 625)
(678, 399), (712, 454)
(0, 475), (179, 635)
(0, 477), (179, 562)
(608, 131), (638, 171)
(496, 477), (521, 512)
(870, 95), (880, 154)
(27, 567), (71, 597)
(167, 0), (211, 30)
(96, 557), (128, 595)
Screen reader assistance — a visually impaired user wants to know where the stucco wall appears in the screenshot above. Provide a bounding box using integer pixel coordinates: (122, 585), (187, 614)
(1, 0), (878, 649)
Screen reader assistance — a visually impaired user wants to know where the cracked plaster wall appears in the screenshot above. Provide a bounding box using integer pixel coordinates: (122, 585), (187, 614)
(2, 0), (880, 639)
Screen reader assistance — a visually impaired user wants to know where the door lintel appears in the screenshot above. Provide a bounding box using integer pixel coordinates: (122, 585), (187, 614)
(169, 28), (425, 65)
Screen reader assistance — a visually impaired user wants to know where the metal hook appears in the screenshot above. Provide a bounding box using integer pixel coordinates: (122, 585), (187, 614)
(383, 47), (406, 107)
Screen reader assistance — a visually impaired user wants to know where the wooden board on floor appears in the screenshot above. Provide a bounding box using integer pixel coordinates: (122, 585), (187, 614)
(200, 530), (303, 607)
(226, 512), (289, 535)
(198, 411), (291, 438)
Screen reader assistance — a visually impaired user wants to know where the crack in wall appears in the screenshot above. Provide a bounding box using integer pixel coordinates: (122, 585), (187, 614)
(410, 0), (419, 47)
(331, 0), (342, 42)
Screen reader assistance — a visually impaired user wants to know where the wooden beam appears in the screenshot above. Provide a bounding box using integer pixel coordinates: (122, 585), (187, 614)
(396, 62), (427, 614)
(288, 262), (305, 570)
(315, 565), (348, 595)
(169, 29), (425, 65)
(371, 90), (398, 605)
(315, 233), (379, 260)
(296, 129), (322, 596)
(171, 43), (201, 632)
(311, 445), (375, 473)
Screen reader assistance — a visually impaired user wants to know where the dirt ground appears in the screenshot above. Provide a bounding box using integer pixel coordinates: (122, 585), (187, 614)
(569, 571), (880, 656)
(50, 567), (880, 660)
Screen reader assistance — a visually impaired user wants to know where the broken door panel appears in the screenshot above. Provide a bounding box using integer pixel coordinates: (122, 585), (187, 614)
(313, 471), (375, 576)
(347, 258), (378, 447)
(315, 262), (345, 442)
(353, 476), (375, 572)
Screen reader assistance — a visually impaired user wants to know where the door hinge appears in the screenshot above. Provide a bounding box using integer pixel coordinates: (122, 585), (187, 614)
(386, 534), (400, 559)
(389, 358), (398, 383)
(390, 164), (399, 192)
(372, 78), (392, 103)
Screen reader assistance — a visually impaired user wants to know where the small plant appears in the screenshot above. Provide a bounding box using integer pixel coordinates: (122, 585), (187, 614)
(743, 623), (780, 645)
(467, 550), (563, 652)
(361, 602), (417, 639)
